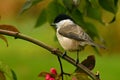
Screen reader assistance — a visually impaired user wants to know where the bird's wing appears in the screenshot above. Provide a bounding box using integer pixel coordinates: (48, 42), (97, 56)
(58, 24), (106, 49)
(58, 24), (94, 43)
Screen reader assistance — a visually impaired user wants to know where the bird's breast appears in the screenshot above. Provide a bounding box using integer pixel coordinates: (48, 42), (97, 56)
(57, 32), (80, 51)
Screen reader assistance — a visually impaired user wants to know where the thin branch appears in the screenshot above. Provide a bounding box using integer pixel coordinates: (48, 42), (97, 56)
(57, 56), (71, 80)
(0, 29), (99, 80)
(57, 56), (64, 80)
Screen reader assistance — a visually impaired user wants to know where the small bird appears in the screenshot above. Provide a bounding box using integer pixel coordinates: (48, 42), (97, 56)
(51, 14), (104, 63)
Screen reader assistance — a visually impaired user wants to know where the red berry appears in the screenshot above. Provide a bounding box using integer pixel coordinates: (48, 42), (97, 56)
(49, 77), (55, 80)
(45, 74), (51, 80)
(50, 68), (57, 75)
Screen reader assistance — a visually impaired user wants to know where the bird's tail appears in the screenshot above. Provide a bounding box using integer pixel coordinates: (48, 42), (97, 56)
(91, 42), (106, 49)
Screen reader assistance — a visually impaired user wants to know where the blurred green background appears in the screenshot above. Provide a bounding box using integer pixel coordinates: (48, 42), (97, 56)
(0, 0), (120, 80)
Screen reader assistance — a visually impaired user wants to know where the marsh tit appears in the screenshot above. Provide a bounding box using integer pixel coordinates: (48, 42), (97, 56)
(51, 14), (104, 63)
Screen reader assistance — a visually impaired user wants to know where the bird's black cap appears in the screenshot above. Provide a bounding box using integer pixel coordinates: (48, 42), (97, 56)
(53, 14), (74, 23)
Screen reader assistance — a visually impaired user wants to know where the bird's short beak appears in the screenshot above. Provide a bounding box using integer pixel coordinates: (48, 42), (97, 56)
(51, 23), (56, 26)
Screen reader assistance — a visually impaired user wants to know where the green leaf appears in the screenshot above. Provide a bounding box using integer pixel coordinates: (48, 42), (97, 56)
(86, 6), (103, 24)
(35, 9), (47, 27)
(46, 0), (66, 24)
(84, 22), (99, 39)
(70, 9), (85, 26)
(70, 9), (99, 39)
(62, 0), (73, 11)
(109, 16), (116, 23)
(114, 0), (118, 6)
(78, 0), (87, 13)
(85, 0), (103, 24)
(72, 72), (91, 80)
(78, 0), (103, 24)
(88, 0), (99, 8)
(93, 46), (101, 55)
(98, 0), (118, 23)
(0, 61), (17, 80)
(11, 70), (17, 80)
(20, 0), (43, 14)
(98, 0), (118, 14)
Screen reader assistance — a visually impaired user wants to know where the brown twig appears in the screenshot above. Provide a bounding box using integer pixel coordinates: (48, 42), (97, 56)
(0, 29), (99, 80)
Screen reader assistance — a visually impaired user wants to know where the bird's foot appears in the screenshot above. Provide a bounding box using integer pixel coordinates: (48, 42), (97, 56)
(75, 58), (79, 65)
(62, 51), (67, 58)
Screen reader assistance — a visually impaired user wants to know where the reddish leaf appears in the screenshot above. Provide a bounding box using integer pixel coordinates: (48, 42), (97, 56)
(75, 55), (95, 73)
(0, 71), (6, 80)
(0, 34), (8, 47)
(0, 25), (20, 32)
(38, 72), (50, 77)
(81, 55), (95, 70)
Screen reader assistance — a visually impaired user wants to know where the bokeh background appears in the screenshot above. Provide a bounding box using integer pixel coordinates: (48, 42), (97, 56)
(0, 0), (120, 80)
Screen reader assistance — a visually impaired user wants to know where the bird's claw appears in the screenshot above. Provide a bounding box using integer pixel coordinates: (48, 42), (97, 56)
(75, 58), (79, 65)
(62, 51), (67, 58)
